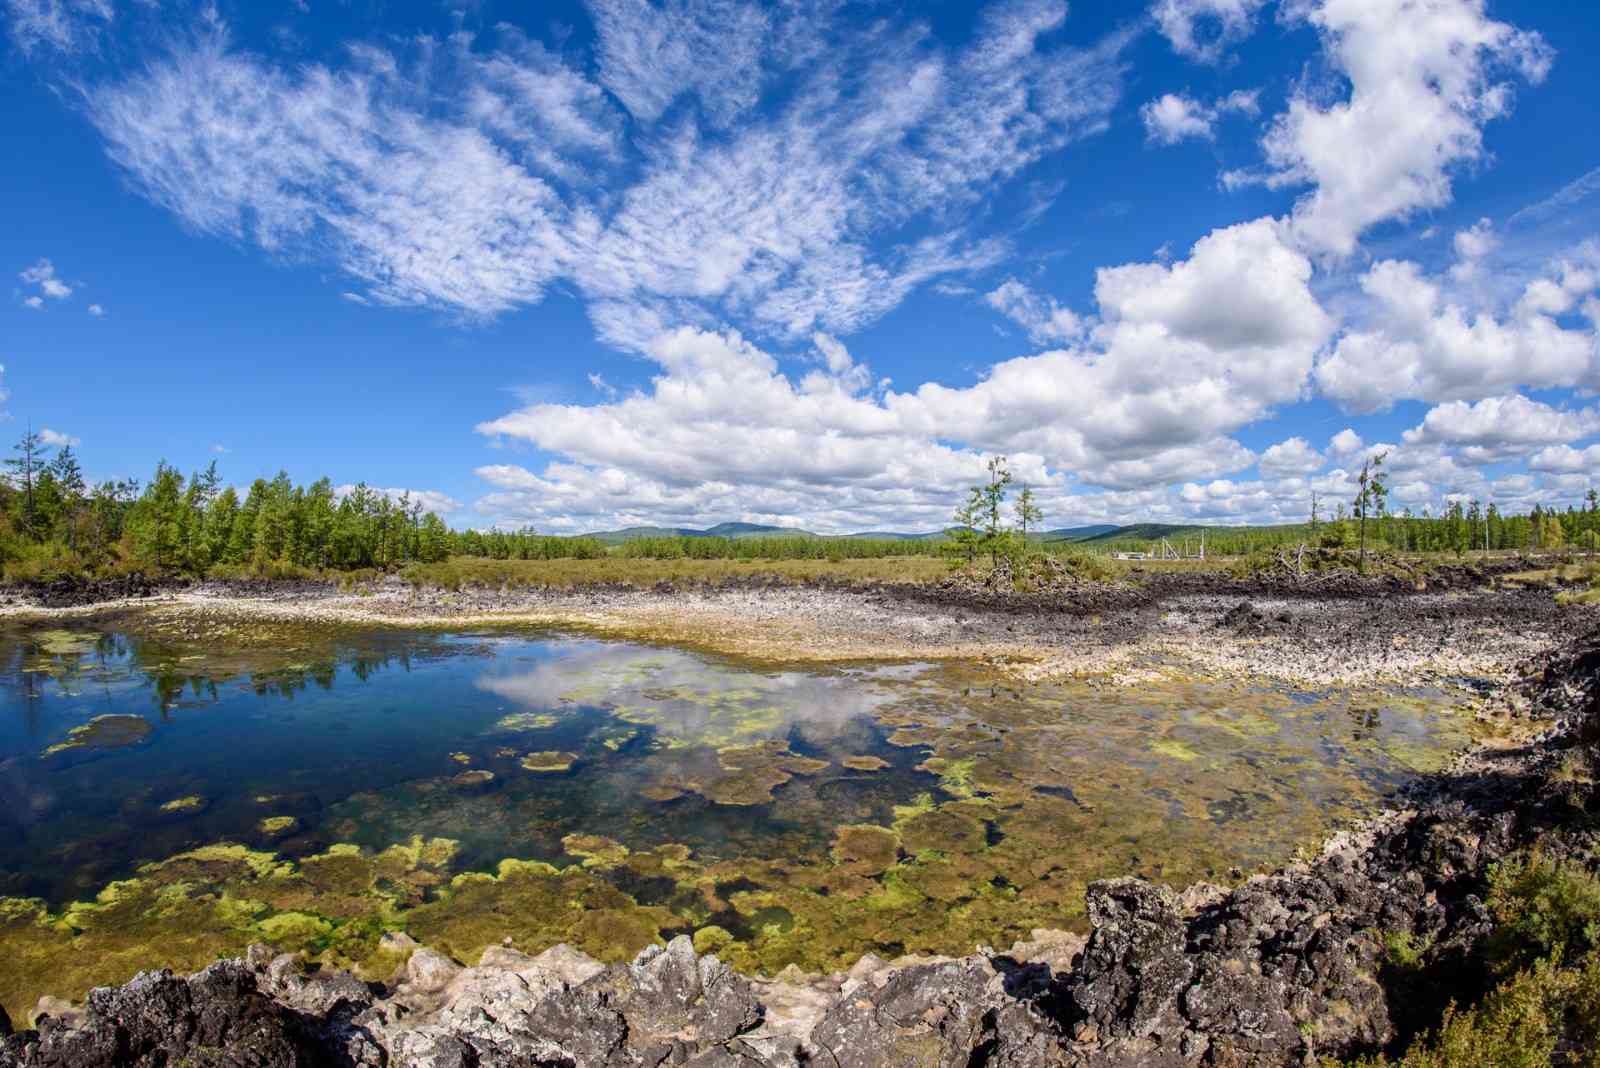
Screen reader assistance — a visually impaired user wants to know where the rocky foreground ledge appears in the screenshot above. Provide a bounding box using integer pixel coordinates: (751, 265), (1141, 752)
(3, 628), (1595, 1068)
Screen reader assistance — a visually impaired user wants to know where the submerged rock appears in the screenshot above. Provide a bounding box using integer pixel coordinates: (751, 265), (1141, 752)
(39, 715), (152, 760)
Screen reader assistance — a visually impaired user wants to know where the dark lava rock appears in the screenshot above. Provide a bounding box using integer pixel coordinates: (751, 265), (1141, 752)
(0, 962), (319, 1067)
(0, 1003), (9, 1038)
(811, 957), (1065, 1068)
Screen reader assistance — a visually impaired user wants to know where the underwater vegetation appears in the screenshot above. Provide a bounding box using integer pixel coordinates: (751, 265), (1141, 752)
(0, 621), (1489, 1023)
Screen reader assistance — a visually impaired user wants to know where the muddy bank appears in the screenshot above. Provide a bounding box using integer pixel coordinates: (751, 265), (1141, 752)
(3, 623), (1596, 1067)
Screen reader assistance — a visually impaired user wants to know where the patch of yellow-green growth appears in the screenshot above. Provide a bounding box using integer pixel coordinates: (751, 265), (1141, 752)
(257, 912), (334, 952)
(42, 714), (153, 757)
(33, 630), (100, 656)
(601, 729), (639, 750)
(562, 834), (631, 870)
(895, 807), (988, 855)
(450, 769), (497, 790)
(920, 756), (978, 798)
(258, 816), (299, 837)
(639, 783), (689, 802)
(449, 752), (472, 764)
(841, 755), (889, 771)
(831, 825), (900, 875)
(521, 751), (579, 772)
(1150, 738), (1200, 762)
(693, 925), (735, 956)
(406, 857), (670, 966)
(159, 795), (208, 815)
(693, 741), (829, 805)
(496, 712), (560, 731)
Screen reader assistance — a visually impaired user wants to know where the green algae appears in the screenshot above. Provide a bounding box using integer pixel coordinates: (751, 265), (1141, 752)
(0, 622), (1488, 1022)
(562, 834), (631, 870)
(258, 816), (299, 837)
(496, 712), (560, 731)
(520, 751), (579, 772)
(1150, 738), (1201, 762)
(158, 795), (208, 815)
(41, 714), (153, 757)
(831, 825), (900, 875)
(449, 769), (498, 791)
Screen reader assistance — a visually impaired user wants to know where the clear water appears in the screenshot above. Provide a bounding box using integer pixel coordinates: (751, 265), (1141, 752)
(0, 614), (1481, 1005)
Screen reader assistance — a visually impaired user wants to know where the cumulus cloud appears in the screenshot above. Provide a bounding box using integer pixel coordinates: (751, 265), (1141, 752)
(1258, 436), (1324, 477)
(18, 258), (73, 304)
(1152, 0), (1268, 64)
(1315, 257), (1599, 412)
(87, 303), (104, 316)
(1140, 88), (1258, 145)
(983, 279), (1085, 343)
(1402, 394), (1600, 462)
(1260, 0), (1552, 256)
(334, 484), (462, 515)
(473, 216), (1329, 526)
(1527, 443), (1600, 475)
(38, 427), (80, 447)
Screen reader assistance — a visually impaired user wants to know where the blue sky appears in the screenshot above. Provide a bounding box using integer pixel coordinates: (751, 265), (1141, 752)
(3, 0), (1598, 532)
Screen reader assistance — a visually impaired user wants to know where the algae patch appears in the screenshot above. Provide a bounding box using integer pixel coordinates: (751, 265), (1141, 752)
(42, 715), (153, 758)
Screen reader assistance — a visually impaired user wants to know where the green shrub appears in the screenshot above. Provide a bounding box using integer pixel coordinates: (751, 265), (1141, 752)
(1486, 854), (1600, 973)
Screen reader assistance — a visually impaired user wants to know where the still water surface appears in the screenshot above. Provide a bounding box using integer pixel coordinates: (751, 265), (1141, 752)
(0, 617), (1479, 990)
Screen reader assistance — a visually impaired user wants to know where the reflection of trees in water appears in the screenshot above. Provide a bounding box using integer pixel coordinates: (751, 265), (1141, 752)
(1, 628), (493, 724)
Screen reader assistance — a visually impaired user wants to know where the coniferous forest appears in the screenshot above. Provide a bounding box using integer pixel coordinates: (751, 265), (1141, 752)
(1, 430), (1595, 583)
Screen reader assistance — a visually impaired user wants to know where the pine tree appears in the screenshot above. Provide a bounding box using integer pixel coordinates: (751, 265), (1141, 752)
(5, 429), (50, 539)
(1352, 451), (1388, 573)
(1014, 484), (1042, 542)
(979, 456), (1013, 568)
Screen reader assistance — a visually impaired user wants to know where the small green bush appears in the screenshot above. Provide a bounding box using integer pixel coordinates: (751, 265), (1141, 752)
(1486, 854), (1600, 973)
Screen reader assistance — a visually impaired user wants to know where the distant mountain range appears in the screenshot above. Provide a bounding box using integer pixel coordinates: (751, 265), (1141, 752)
(581, 521), (1131, 544)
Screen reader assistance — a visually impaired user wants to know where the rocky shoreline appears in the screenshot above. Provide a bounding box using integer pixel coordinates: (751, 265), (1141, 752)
(1, 562), (1578, 689)
(2, 606), (1595, 1066)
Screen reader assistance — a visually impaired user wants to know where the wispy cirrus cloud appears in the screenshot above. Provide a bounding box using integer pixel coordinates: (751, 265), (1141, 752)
(86, 0), (1127, 343)
(5, 0), (112, 55)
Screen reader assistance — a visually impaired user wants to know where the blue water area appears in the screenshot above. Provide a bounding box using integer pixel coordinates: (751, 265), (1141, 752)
(0, 622), (927, 902)
(0, 618), (1478, 909)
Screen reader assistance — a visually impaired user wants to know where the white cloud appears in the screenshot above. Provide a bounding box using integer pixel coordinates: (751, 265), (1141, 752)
(1315, 257), (1599, 412)
(87, 6), (1126, 341)
(210, 443), (229, 454)
(334, 484), (462, 515)
(1140, 88), (1259, 145)
(1401, 394), (1600, 462)
(1328, 428), (1364, 458)
(472, 216), (1330, 527)
(1141, 93), (1214, 144)
(38, 427), (80, 447)
(1152, 0), (1269, 64)
(87, 302), (104, 316)
(585, 0), (788, 128)
(1262, 0), (1552, 256)
(4, 0), (112, 55)
(983, 279), (1085, 343)
(1258, 436), (1324, 477)
(1527, 443), (1600, 475)
(22, 296), (44, 310)
(19, 258), (72, 301)
(1449, 217), (1498, 282)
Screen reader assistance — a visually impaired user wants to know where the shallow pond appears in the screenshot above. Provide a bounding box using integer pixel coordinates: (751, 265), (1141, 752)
(0, 616), (1481, 1017)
